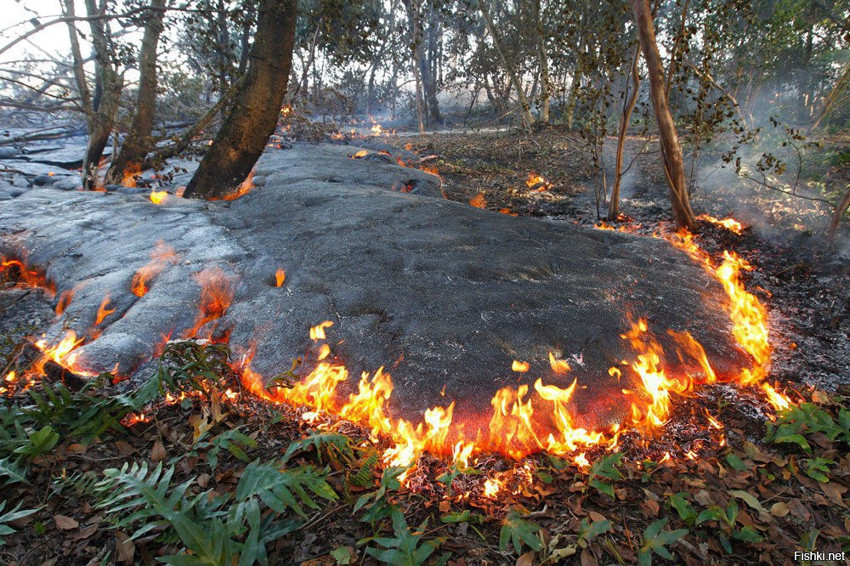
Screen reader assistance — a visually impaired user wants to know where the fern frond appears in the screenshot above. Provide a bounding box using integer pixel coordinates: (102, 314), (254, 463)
(282, 431), (354, 464)
(235, 461), (338, 517)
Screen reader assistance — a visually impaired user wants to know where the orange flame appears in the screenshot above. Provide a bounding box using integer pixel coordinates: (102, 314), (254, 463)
(526, 172), (552, 192)
(698, 214), (744, 235)
(55, 288), (74, 315)
(149, 191), (168, 204)
(131, 241), (177, 297)
(121, 163), (141, 188)
(186, 267), (234, 338)
(275, 268), (286, 287)
(469, 193), (486, 208)
(95, 293), (115, 325)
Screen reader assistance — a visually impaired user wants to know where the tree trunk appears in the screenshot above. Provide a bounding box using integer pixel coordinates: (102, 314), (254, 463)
(480, 0), (534, 130)
(81, 0), (123, 191)
(105, 0), (166, 186)
(629, 0), (696, 229)
(532, 0), (550, 124)
(423, 5), (441, 126)
(183, 0), (297, 200)
(825, 185), (850, 247)
(403, 0), (427, 132)
(609, 45), (641, 220)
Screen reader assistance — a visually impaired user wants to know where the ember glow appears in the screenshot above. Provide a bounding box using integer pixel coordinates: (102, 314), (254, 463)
(526, 172), (552, 192)
(1, 257), (51, 291)
(131, 241), (178, 297)
(186, 267), (234, 338)
(94, 293), (116, 325)
(469, 193), (487, 208)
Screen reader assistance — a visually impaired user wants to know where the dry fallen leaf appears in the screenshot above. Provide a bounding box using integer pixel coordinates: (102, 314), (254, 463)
(516, 550), (536, 566)
(438, 500), (451, 513)
(150, 439), (166, 462)
(115, 530), (135, 564)
(821, 482), (847, 508)
(54, 514), (79, 530)
(114, 440), (137, 457)
(769, 501), (790, 517)
(69, 523), (98, 541)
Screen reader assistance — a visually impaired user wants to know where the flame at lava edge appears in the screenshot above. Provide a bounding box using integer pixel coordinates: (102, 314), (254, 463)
(234, 225), (787, 470)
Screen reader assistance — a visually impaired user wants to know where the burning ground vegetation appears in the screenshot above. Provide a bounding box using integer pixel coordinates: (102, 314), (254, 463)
(0, 139), (848, 564)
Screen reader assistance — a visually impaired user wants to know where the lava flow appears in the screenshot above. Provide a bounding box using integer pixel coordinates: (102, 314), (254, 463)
(233, 223), (791, 471)
(3, 217), (793, 473)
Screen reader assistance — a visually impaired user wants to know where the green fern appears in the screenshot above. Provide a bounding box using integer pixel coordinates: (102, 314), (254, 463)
(351, 450), (380, 488)
(0, 500), (39, 546)
(366, 507), (444, 566)
(235, 460), (338, 517)
(193, 427), (257, 472)
(282, 431), (355, 465)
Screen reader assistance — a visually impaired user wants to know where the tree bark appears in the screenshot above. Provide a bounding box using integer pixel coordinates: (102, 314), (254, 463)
(826, 184), (850, 247)
(423, 4), (441, 126)
(183, 0), (297, 200)
(81, 0), (123, 191)
(105, 0), (167, 186)
(480, 0), (534, 130)
(609, 45), (641, 220)
(629, 0), (696, 229)
(532, 0), (550, 124)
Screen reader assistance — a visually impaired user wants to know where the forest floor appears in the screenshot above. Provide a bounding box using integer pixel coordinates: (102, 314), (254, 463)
(0, 127), (848, 565)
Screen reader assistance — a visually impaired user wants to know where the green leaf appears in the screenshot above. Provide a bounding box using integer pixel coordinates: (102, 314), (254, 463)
(499, 509), (543, 555)
(330, 546), (352, 565)
(669, 493), (697, 526)
(725, 453), (746, 471)
(235, 461), (337, 517)
(732, 526), (763, 543)
(728, 490), (767, 515)
(587, 453), (622, 498)
(365, 509), (441, 566)
(639, 519), (687, 565)
(0, 500), (39, 545)
(15, 426), (59, 457)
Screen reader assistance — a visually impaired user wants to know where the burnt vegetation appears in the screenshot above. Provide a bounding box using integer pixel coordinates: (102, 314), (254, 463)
(1, 0), (849, 564)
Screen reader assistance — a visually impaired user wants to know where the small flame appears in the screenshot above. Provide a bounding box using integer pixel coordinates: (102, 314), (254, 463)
(482, 477), (502, 498)
(512, 360), (530, 372)
(94, 293), (115, 325)
(186, 267), (234, 338)
(275, 268), (286, 287)
(698, 214), (744, 235)
(121, 163), (141, 188)
(761, 382), (792, 412)
(574, 452), (590, 469)
(55, 289), (74, 315)
(526, 172), (552, 192)
(310, 321), (334, 341)
(548, 353), (570, 374)
(149, 191), (168, 204)
(469, 193), (487, 208)
(131, 241), (178, 297)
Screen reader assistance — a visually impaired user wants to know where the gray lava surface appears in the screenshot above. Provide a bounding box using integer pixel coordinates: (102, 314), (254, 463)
(0, 143), (754, 429)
